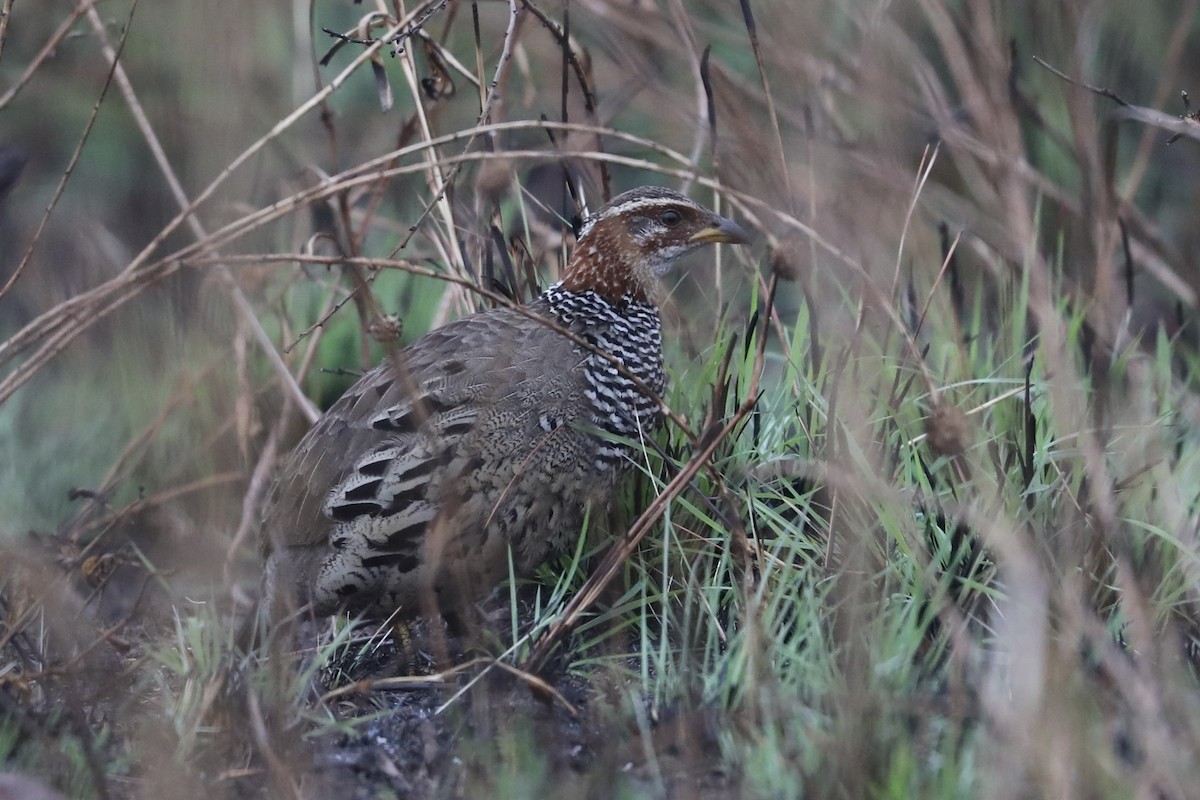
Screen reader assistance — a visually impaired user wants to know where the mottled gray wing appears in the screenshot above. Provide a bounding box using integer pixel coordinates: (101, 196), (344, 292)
(260, 302), (585, 555)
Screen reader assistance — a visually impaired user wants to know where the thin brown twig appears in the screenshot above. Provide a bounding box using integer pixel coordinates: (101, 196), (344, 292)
(889, 143), (941, 302)
(225, 421), (283, 580)
(1118, 0), (1198, 198)
(164, 146), (777, 267)
(914, 227), (962, 342)
(490, 658), (580, 716)
(0, 116), (715, 345)
(1109, 102), (1200, 145)
(93, 365), (214, 501)
(68, 472), (246, 544)
(1031, 55), (1130, 107)
(282, 262), (374, 353)
(519, 0), (597, 119)
(738, 0), (793, 211)
(0, 144), (774, 408)
(520, 0), (611, 197)
(664, 0), (708, 198)
(0, 0), (92, 110)
(245, 686), (303, 800)
(0, 8), (430, 408)
(388, 0), (524, 262)
(388, 38), (475, 342)
(0, 119), (772, 411)
(82, 3), (320, 423)
(112, 12), (416, 285)
(0, 0), (127, 303)
(319, 656), (487, 700)
(0, 260), (183, 405)
(413, 28), (482, 90)
(188, 251), (703, 444)
(0, 131), (849, 414)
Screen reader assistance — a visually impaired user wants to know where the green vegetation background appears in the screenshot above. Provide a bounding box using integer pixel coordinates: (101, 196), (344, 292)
(3, 1), (1200, 798)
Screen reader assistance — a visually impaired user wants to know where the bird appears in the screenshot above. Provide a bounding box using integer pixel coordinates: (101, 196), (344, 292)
(260, 186), (749, 623)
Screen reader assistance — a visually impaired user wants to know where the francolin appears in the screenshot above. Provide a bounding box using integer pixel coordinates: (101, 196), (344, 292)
(261, 186), (749, 622)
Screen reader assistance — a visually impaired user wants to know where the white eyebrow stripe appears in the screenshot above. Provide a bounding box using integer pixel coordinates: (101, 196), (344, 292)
(579, 196), (700, 237)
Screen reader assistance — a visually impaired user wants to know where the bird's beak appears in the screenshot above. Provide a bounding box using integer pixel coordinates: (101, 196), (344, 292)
(689, 215), (751, 245)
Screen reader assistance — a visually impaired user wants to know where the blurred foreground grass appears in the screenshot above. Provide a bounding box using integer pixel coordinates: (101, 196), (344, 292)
(3, 1), (1200, 797)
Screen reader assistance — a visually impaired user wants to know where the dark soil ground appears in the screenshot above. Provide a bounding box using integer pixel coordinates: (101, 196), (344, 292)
(245, 602), (737, 799)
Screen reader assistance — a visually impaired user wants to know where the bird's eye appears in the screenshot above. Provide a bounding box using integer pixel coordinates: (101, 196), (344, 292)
(660, 209), (682, 227)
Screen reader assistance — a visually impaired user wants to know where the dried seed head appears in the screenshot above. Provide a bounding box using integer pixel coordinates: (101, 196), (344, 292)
(768, 238), (803, 282)
(475, 158), (513, 204)
(926, 403), (972, 458)
(368, 314), (404, 343)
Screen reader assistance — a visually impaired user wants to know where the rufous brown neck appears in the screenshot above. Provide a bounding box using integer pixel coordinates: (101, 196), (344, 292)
(558, 214), (654, 305)
(551, 185), (750, 307)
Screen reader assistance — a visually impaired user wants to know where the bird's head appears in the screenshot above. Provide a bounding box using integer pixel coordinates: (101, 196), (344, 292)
(559, 186), (750, 304)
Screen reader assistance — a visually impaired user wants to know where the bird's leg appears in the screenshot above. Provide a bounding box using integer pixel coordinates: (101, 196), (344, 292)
(388, 617), (426, 676)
